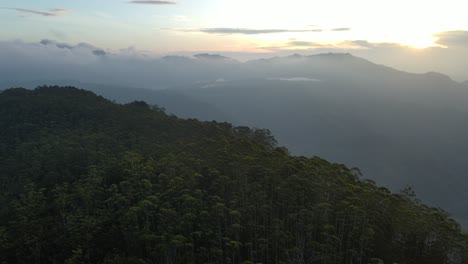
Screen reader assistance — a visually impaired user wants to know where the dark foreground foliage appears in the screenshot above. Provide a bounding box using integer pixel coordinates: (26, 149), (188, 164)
(0, 86), (466, 264)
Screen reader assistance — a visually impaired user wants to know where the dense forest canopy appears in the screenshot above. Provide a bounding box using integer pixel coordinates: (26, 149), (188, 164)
(0, 86), (467, 264)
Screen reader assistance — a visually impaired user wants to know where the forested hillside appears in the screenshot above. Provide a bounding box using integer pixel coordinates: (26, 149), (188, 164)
(0, 86), (467, 264)
(0, 80), (229, 121)
(4, 53), (468, 228)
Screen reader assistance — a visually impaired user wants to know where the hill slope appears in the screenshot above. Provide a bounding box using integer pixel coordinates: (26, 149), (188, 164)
(0, 80), (228, 121)
(0, 86), (467, 264)
(170, 54), (468, 228)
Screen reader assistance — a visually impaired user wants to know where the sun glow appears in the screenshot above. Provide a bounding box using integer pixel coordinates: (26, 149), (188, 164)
(402, 36), (440, 49)
(201, 0), (465, 52)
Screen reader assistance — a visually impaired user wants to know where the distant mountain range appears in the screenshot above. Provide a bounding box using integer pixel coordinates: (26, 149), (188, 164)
(3, 53), (468, 228)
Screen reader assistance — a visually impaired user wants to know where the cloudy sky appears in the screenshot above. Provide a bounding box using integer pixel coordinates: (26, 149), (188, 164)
(1, 0), (468, 80)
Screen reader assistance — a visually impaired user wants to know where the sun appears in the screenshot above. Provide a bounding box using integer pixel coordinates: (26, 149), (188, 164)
(399, 35), (440, 49)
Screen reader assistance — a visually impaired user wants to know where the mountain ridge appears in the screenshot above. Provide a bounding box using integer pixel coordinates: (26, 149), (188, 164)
(3, 52), (460, 90)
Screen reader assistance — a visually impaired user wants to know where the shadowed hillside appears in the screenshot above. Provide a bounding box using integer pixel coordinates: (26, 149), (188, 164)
(1, 86), (467, 263)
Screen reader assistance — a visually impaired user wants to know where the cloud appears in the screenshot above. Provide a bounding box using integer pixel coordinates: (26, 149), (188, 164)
(266, 40), (367, 50)
(50, 8), (69, 13)
(347, 40), (375, 48)
(40, 39), (107, 56)
(127, 1), (178, 5)
(92, 50), (107, 56)
(434, 31), (468, 47)
(2, 35), (468, 89)
(345, 40), (404, 49)
(278, 39), (407, 51)
(331, 27), (351, 31)
(194, 53), (233, 61)
(288, 41), (325, 48)
(190, 28), (323, 35)
(40, 39), (74, 49)
(8, 8), (70, 17)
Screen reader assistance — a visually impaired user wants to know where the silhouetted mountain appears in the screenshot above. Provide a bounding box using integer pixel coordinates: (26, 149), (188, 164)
(0, 86), (466, 264)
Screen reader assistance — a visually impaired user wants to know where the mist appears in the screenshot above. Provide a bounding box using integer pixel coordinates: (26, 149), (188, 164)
(2, 34), (468, 89)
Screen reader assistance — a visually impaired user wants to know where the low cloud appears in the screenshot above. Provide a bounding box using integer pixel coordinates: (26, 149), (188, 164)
(341, 40), (402, 49)
(194, 53), (233, 61)
(128, 1), (178, 5)
(434, 31), (468, 47)
(2, 33), (468, 88)
(92, 50), (107, 56)
(347, 40), (375, 48)
(40, 39), (106, 57)
(195, 28), (322, 35)
(8, 8), (70, 17)
(288, 41), (324, 48)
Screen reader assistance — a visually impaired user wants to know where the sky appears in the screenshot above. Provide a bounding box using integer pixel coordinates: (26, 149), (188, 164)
(1, 0), (468, 80)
